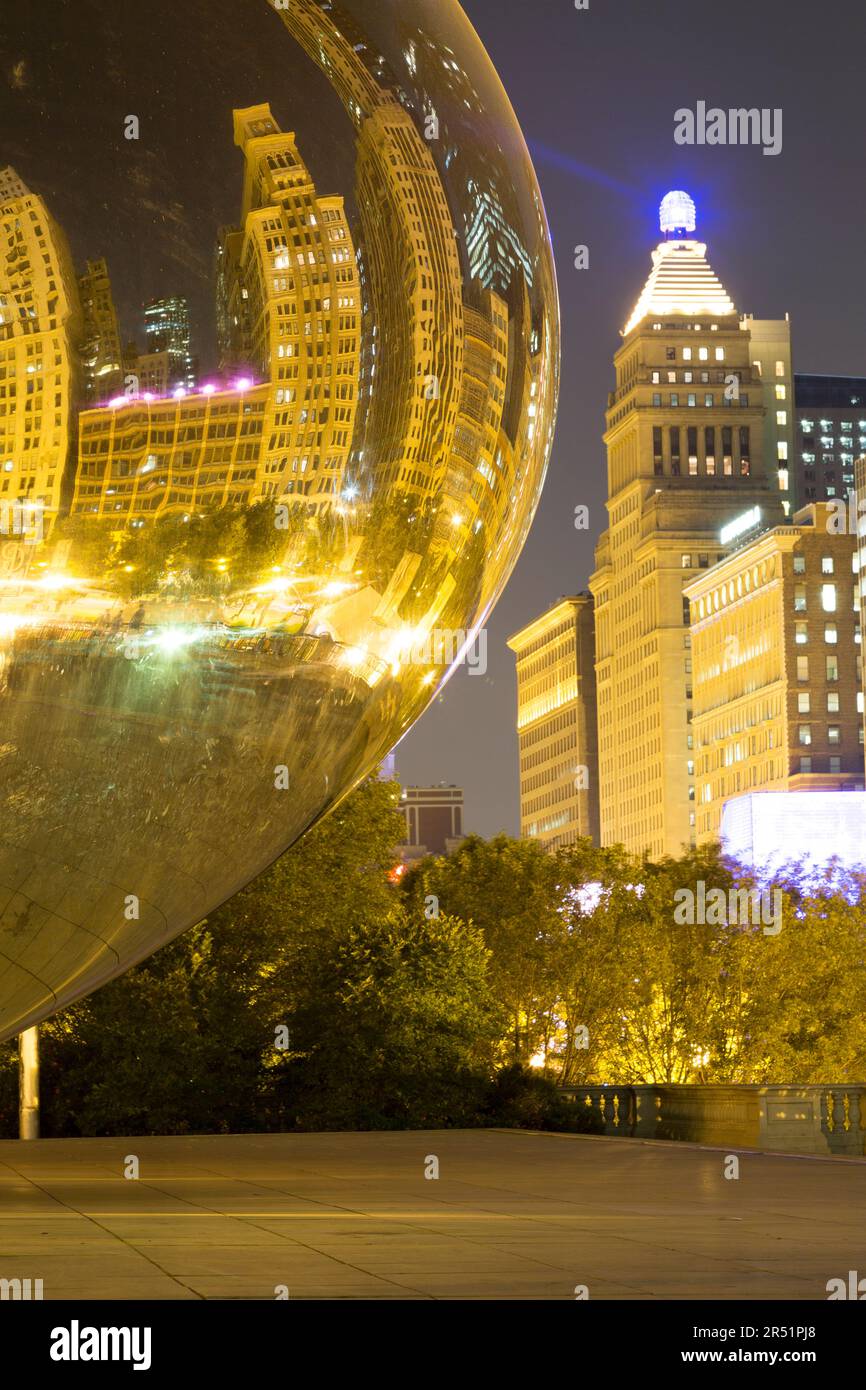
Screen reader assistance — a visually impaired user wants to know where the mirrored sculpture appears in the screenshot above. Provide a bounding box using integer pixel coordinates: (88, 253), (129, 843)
(0, 0), (559, 1039)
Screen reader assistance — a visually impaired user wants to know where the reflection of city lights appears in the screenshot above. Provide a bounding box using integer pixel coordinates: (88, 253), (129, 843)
(320, 580), (353, 599)
(451, 514), (463, 527)
(151, 627), (204, 655)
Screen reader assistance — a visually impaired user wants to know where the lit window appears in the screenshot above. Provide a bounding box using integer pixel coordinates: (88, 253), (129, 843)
(683, 347), (692, 361)
(827, 655), (838, 681)
(795, 622), (808, 644)
(793, 555), (806, 574)
(715, 347), (725, 362)
(827, 692), (840, 713)
(776, 411), (787, 426)
(821, 556), (834, 574)
(797, 693), (810, 714)
(798, 725), (812, 746)
(775, 361), (785, 377)
(825, 624), (838, 644)
(775, 385), (786, 400)
(828, 725), (841, 745)
(821, 584), (837, 612)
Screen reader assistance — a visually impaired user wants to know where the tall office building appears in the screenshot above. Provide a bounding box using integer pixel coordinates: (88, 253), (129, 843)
(588, 191), (781, 859)
(143, 296), (195, 392)
(216, 103), (361, 512)
(78, 258), (124, 405)
(0, 166), (81, 524)
(508, 595), (599, 849)
(686, 502), (864, 843)
(742, 316), (795, 515)
(794, 374), (866, 506)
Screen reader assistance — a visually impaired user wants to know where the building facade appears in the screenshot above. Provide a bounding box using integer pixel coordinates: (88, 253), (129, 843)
(78, 258), (124, 405)
(794, 374), (866, 506)
(72, 383), (269, 519)
(588, 192), (781, 859)
(399, 784), (465, 862)
(686, 502), (864, 842)
(508, 595), (599, 849)
(0, 166), (81, 525)
(216, 103), (361, 512)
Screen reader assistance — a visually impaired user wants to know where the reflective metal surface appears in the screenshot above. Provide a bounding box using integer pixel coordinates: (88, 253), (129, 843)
(0, 0), (559, 1039)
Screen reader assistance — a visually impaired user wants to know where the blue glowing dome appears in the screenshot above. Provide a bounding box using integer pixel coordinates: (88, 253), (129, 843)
(660, 190), (696, 236)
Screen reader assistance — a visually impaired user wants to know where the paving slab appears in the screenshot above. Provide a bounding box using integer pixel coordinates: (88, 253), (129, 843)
(0, 1130), (864, 1300)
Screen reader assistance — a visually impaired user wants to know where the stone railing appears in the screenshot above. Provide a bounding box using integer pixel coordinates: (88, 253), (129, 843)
(561, 1085), (866, 1157)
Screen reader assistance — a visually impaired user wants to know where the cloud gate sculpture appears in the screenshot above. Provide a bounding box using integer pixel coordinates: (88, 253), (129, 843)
(0, 0), (559, 1040)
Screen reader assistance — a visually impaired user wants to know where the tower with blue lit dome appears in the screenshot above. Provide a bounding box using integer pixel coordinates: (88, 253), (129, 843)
(588, 192), (785, 859)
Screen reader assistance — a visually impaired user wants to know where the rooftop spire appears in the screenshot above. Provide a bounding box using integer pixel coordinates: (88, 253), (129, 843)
(623, 190), (735, 335)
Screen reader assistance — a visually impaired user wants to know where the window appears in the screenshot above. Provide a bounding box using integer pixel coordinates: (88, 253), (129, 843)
(722, 425), (733, 475)
(798, 725), (812, 746)
(825, 624), (838, 644)
(681, 554), (692, 569)
(822, 556), (834, 575)
(826, 654), (838, 681)
(775, 361), (785, 377)
(687, 393), (696, 407)
(830, 756), (841, 774)
(799, 756), (812, 774)
(776, 411), (787, 426)
(705, 426), (715, 474)
(794, 584), (807, 612)
(739, 426), (751, 474)
(793, 555), (806, 574)
(795, 622), (808, 644)
(698, 346), (708, 361)
(797, 656), (809, 682)
(670, 393), (679, 406)
(827, 692), (840, 713)
(821, 584), (837, 612)
(687, 426), (698, 474)
(652, 371), (660, 384)
(666, 347), (675, 360)
(797, 693), (810, 714)
(653, 426), (663, 475)
(652, 393), (662, 406)
(704, 393), (714, 407)
(828, 725), (841, 745)
(715, 347), (725, 362)
(775, 384), (786, 400)
(670, 426), (681, 474)
(683, 347), (692, 361)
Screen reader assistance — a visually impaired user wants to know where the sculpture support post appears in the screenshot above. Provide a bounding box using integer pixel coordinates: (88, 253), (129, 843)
(18, 1026), (39, 1140)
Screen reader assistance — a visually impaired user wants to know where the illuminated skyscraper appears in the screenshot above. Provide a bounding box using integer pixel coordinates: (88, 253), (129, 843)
(589, 193), (780, 858)
(217, 103), (361, 511)
(0, 166), (81, 525)
(686, 502), (864, 842)
(78, 258), (124, 404)
(508, 595), (599, 849)
(143, 296), (195, 391)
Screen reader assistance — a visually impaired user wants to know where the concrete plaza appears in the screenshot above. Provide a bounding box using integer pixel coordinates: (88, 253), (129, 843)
(0, 1129), (863, 1300)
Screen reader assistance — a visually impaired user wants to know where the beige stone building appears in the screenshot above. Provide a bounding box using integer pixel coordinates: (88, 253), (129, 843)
(685, 502), (864, 842)
(588, 193), (781, 858)
(508, 595), (599, 849)
(0, 167), (81, 525)
(216, 104), (360, 514)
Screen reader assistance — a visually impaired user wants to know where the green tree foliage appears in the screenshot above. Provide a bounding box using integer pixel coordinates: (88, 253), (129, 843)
(2, 816), (865, 1139)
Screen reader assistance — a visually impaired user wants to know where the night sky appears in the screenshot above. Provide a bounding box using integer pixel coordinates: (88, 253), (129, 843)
(2, 0), (865, 836)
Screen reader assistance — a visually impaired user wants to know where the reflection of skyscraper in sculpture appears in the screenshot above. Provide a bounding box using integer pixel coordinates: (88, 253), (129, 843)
(0, 167), (81, 524)
(216, 104), (360, 511)
(275, 0), (464, 506)
(143, 296), (195, 392)
(78, 258), (124, 404)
